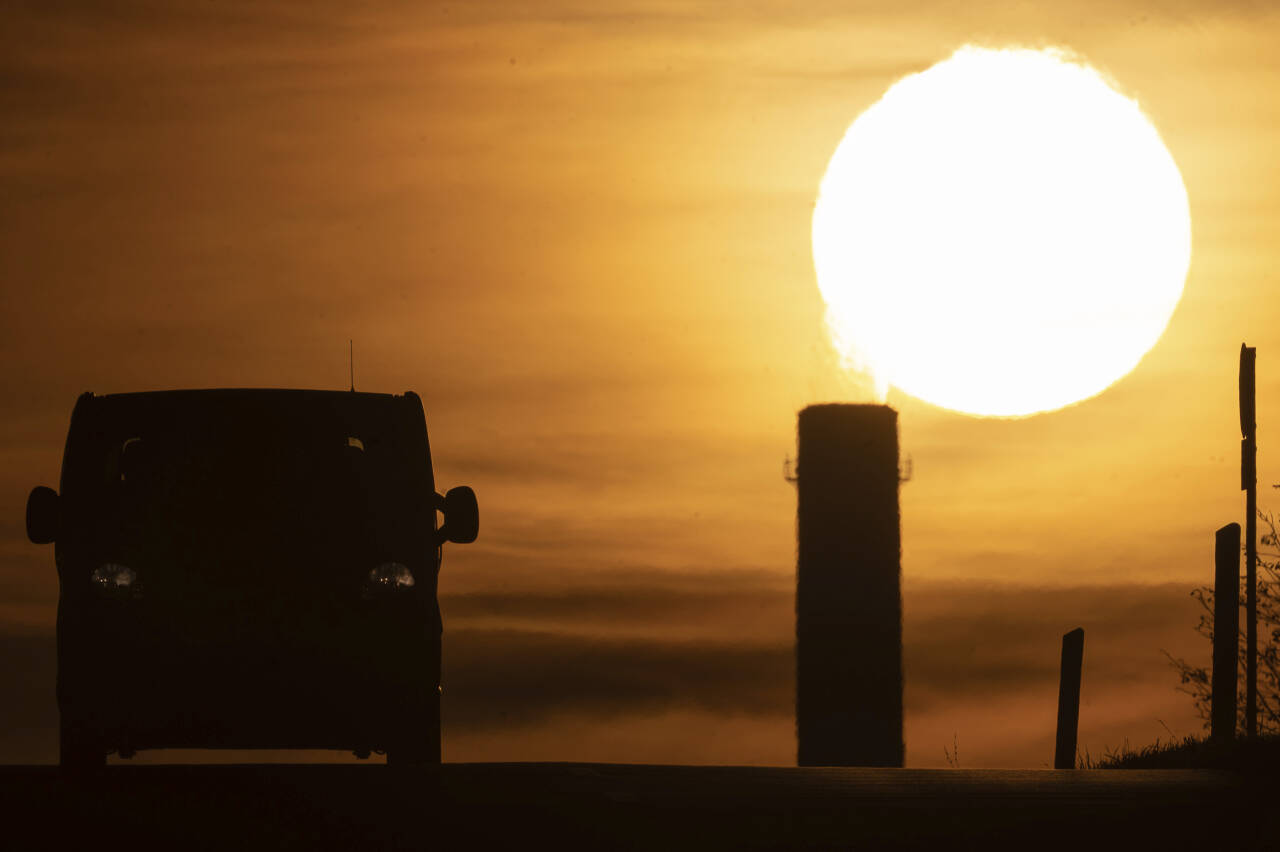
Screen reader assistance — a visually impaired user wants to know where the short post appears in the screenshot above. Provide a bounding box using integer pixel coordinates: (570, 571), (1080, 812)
(1054, 627), (1085, 769)
(1212, 523), (1241, 742)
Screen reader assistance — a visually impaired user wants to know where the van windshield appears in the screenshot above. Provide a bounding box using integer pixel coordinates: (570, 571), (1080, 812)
(89, 424), (422, 578)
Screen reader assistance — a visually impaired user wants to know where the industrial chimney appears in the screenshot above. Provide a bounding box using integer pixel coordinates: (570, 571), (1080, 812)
(795, 403), (904, 767)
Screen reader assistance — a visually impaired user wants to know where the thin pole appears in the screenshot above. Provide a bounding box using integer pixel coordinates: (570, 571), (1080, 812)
(1054, 627), (1084, 769)
(1212, 523), (1241, 742)
(1240, 344), (1257, 739)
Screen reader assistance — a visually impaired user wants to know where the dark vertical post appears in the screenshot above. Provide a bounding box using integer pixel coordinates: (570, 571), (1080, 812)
(1054, 627), (1084, 770)
(796, 404), (903, 767)
(1212, 523), (1241, 742)
(1240, 343), (1257, 740)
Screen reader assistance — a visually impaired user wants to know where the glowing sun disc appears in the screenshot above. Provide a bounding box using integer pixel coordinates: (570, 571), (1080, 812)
(812, 46), (1191, 417)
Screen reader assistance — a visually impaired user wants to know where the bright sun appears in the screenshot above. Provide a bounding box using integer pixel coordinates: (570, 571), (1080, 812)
(812, 46), (1191, 417)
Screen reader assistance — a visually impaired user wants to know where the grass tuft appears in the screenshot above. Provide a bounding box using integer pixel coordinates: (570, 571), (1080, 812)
(1086, 734), (1280, 770)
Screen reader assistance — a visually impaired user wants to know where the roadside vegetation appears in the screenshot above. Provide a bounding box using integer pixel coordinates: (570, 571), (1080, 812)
(1163, 509), (1280, 737)
(1096, 510), (1280, 769)
(1087, 733), (1280, 770)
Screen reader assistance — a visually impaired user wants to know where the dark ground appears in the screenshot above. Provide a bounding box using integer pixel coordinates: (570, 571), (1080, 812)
(0, 763), (1272, 851)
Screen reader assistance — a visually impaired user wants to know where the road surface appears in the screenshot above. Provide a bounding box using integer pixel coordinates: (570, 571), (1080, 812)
(0, 763), (1269, 850)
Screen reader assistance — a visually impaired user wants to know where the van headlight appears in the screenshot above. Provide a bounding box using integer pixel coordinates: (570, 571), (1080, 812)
(91, 563), (138, 595)
(364, 562), (415, 596)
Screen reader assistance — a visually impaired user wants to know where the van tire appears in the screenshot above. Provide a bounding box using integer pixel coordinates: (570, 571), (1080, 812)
(386, 728), (440, 767)
(386, 697), (441, 767)
(59, 721), (106, 771)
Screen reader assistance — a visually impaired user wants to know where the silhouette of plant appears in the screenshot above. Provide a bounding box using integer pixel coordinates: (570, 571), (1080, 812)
(1164, 509), (1280, 735)
(943, 733), (959, 768)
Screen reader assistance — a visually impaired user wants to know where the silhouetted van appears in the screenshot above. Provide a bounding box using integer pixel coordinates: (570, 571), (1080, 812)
(26, 389), (477, 769)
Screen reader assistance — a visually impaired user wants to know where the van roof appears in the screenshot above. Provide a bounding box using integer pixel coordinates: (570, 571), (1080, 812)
(92, 388), (401, 403)
(72, 388), (424, 435)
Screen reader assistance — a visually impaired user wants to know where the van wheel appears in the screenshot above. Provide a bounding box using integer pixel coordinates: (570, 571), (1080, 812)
(386, 735), (440, 767)
(59, 722), (106, 770)
(385, 700), (440, 767)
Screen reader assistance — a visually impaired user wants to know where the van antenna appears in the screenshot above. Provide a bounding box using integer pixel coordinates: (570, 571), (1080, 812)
(349, 339), (355, 392)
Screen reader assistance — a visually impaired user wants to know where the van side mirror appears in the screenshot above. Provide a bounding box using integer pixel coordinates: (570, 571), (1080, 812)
(26, 486), (59, 544)
(436, 486), (478, 545)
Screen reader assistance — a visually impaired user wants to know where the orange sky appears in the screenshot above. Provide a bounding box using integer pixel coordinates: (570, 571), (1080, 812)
(3, 1), (1279, 767)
